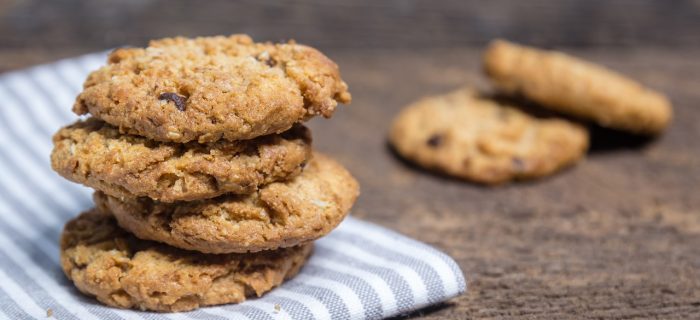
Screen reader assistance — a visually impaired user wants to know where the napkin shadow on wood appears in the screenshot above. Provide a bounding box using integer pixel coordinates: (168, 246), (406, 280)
(386, 302), (456, 319)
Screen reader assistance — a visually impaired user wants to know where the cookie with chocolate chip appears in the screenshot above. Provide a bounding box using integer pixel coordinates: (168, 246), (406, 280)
(484, 39), (672, 135)
(51, 118), (311, 202)
(95, 153), (359, 254)
(61, 209), (312, 312)
(389, 87), (589, 184)
(73, 34), (351, 143)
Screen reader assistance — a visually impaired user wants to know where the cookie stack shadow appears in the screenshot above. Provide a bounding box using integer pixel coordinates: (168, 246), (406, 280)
(50, 35), (358, 312)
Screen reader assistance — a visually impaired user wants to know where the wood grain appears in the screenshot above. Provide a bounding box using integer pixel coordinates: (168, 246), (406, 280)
(2, 1), (700, 318)
(2, 0), (700, 71)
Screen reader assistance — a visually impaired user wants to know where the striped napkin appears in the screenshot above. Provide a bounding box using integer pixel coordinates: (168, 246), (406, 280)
(0, 52), (466, 320)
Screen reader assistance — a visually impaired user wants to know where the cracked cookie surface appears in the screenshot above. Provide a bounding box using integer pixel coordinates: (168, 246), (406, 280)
(73, 34), (351, 143)
(96, 153), (359, 253)
(60, 209), (312, 312)
(389, 87), (589, 184)
(51, 118), (311, 202)
(484, 39), (672, 135)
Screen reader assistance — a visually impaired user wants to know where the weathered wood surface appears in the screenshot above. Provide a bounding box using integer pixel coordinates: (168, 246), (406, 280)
(323, 48), (700, 319)
(2, 0), (700, 71)
(2, 1), (700, 318)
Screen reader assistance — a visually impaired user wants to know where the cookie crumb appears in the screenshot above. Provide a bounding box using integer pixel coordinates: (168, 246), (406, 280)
(158, 92), (187, 111)
(46, 308), (53, 317)
(274, 304), (281, 313)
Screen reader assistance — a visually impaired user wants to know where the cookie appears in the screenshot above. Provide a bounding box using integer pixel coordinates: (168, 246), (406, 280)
(61, 209), (312, 312)
(95, 153), (359, 254)
(484, 39), (672, 135)
(51, 118), (311, 202)
(389, 88), (589, 184)
(73, 34), (351, 143)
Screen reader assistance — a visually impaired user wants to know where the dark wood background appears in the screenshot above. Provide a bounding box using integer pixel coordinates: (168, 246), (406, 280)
(2, 1), (700, 318)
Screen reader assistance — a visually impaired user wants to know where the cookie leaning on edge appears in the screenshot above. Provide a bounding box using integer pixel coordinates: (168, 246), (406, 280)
(60, 209), (312, 312)
(73, 34), (351, 143)
(484, 39), (672, 135)
(389, 88), (589, 184)
(95, 153), (359, 254)
(51, 118), (311, 202)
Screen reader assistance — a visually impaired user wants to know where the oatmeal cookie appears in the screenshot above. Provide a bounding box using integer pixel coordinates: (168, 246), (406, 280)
(73, 34), (351, 143)
(484, 39), (672, 135)
(389, 87), (589, 184)
(96, 153), (359, 253)
(60, 209), (312, 312)
(51, 118), (311, 202)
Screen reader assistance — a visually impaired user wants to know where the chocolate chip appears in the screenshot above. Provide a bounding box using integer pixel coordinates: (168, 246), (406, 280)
(512, 157), (526, 172)
(462, 157), (472, 168)
(426, 134), (443, 148)
(256, 52), (277, 67)
(498, 108), (510, 120)
(158, 92), (187, 111)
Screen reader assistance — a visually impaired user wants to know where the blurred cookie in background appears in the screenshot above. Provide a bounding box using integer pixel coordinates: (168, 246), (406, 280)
(389, 87), (589, 184)
(484, 39), (672, 135)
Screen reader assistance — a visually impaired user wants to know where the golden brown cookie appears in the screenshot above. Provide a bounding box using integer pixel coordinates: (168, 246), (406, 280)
(95, 153), (359, 254)
(484, 39), (672, 135)
(73, 34), (351, 143)
(389, 88), (589, 184)
(60, 209), (312, 312)
(51, 118), (311, 202)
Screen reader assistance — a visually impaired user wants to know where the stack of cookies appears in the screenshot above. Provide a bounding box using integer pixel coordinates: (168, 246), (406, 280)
(50, 35), (359, 312)
(390, 39), (672, 184)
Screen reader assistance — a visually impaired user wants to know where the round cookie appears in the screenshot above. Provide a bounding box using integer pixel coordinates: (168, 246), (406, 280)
(51, 118), (311, 202)
(389, 87), (589, 184)
(73, 34), (351, 143)
(484, 39), (672, 135)
(96, 153), (359, 254)
(60, 209), (312, 312)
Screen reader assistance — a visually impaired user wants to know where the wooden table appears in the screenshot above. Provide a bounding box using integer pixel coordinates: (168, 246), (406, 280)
(315, 48), (700, 319)
(2, 1), (700, 318)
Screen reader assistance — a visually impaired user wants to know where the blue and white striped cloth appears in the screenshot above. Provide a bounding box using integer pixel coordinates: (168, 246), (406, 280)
(0, 52), (466, 319)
